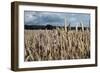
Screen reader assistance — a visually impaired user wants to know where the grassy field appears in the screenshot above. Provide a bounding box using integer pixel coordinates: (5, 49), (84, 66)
(24, 28), (90, 61)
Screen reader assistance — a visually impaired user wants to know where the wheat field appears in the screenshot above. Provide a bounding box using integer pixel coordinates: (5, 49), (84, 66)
(24, 28), (90, 61)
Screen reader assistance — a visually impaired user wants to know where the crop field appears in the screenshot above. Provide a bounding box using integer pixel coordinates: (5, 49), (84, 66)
(24, 28), (90, 61)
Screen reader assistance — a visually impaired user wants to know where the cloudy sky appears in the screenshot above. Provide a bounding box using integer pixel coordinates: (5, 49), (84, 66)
(24, 11), (90, 27)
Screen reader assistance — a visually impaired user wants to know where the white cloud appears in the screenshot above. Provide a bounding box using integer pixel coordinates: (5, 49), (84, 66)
(24, 11), (39, 24)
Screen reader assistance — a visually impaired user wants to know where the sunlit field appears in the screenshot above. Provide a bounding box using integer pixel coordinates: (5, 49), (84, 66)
(24, 28), (90, 61)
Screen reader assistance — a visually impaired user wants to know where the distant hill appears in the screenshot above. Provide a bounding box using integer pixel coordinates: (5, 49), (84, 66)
(24, 24), (90, 30)
(24, 25), (61, 30)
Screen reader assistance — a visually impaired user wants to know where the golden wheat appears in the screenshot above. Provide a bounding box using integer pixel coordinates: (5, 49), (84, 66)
(24, 28), (90, 61)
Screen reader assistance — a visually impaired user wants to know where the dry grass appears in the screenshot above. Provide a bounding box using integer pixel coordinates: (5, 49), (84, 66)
(24, 28), (90, 61)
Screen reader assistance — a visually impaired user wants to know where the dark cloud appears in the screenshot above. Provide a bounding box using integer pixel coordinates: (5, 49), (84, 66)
(24, 11), (90, 27)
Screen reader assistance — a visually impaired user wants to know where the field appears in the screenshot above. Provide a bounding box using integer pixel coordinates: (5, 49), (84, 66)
(24, 28), (90, 61)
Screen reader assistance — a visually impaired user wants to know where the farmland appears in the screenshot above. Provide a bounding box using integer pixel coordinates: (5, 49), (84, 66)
(24, 28), (90, 61)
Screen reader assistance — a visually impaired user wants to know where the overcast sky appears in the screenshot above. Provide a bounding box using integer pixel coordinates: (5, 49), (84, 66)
(24, 11), (90, 27)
